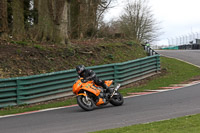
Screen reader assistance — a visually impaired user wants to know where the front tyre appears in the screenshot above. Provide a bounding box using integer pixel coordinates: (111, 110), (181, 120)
(110, 91), (124, 106)
(77, 95), (95, 111)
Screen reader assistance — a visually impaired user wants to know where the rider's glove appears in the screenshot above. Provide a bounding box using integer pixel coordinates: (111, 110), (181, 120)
(81, 79), (88, 83)
(85, 77), (92, 80)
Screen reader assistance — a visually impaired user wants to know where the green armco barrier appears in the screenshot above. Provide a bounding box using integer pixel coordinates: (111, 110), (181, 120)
(0, 55), (160, 108)
(162, 46), (179, 50)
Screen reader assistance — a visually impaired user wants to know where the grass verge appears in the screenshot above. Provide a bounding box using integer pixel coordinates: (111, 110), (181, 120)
(1, 57), (200, 116)
(0, 98), (77, 116)
(92, 113), (200, 133)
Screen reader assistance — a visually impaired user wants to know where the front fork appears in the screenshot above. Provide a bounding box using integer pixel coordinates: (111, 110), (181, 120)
(84, 91), (89, 101)
(110, 84), (121, 98)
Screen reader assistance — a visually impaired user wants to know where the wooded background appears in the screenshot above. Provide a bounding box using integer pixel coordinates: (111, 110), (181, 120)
(0, 0), (160, 44)
(0, 0), (112, 44)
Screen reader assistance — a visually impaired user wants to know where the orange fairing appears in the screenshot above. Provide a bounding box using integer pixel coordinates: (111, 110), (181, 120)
(104, 80), (113, 87)
(72, 79), (82, 94)
(72, 79), (101, 96)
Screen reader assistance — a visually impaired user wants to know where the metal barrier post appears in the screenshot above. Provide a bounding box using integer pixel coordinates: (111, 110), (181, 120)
(16, 79), (22, 105)
(156, 55), (160, 73)
(114, 65), (118, 85)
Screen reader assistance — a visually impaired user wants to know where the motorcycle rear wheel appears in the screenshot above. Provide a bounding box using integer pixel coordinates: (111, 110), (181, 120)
(77, 95), (95, 111)
(110, 91), (124, 106)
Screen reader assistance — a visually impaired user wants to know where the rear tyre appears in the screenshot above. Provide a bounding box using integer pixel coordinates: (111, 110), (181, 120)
(77, 95), (95, 111)
(110, 91), (124, 106)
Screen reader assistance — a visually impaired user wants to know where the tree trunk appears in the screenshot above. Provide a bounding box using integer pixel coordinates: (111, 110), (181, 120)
(11, 0), (25, 40)
(0, 0), (8, 39)
(69, 0), (80, 38)
(52, 0), (69, 44)
(33, 0), (69, 44)
(87, 0), (98, 37)
(33, 0), (54, 42)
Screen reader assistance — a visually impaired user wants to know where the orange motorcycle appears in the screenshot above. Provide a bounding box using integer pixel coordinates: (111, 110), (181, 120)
(72, 78), (124, 111)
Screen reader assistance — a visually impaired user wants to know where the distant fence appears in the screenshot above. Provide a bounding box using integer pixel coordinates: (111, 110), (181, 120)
(0, 55), (160, 108)
(162, 46), (179, 50)
(162, 44), (200, 50)
(178, 44), (200, 50)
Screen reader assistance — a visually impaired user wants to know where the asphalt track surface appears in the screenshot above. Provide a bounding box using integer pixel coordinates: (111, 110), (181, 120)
(156, 50), (200, 67)
(1, 50), (200, 133)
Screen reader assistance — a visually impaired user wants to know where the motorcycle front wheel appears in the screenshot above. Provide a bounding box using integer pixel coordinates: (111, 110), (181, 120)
(110, 91), (124, 106)
(77, 95), (95, 111)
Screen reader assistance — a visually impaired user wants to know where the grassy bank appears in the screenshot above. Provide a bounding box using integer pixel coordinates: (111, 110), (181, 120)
(0, 40), (146, 78)
(1, 57), (200, 116)
(92, 113), (200, 133)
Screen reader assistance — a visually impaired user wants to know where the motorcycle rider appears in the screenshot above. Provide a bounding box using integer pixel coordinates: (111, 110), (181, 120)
(76, 65), (113, 94)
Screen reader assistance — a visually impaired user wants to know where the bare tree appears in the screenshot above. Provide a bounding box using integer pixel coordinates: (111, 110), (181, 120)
(96, 0), (113, 26)
(120, 0), (161, 43)
(69, 0), (115, 39)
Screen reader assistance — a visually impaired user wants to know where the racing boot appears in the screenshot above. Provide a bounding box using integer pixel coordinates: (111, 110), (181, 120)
(102, 83), (113, 94)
